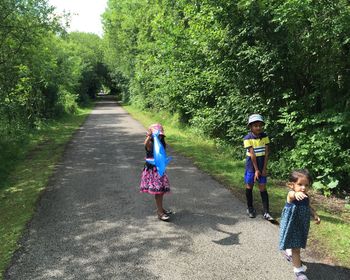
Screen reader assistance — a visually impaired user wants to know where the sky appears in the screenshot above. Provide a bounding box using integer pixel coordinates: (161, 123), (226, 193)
(48, 0), (108, 36)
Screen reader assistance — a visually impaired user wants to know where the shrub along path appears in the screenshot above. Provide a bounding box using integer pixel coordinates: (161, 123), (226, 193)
(5, 99), (349, 279)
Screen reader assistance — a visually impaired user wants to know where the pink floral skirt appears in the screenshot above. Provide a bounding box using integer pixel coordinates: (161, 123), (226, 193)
(140, 166), (170, 194)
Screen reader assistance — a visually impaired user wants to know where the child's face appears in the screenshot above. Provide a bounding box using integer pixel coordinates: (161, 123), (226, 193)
(292, 176), (310, 193)
(250, 121), (264, 135)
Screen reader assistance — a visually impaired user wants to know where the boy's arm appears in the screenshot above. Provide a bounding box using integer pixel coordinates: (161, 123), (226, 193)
(248, 147), (260, 180)
(310, 204), (321, 224)
(262, 144), (269, 176)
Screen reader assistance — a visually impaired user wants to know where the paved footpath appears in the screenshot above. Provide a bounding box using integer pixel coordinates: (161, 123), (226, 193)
(5, 100), (349, 280)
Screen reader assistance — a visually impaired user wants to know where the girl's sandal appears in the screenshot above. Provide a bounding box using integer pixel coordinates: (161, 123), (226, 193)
(155, 209), (173, 215)
(283, 251), (292, 263)
(163, 209), (173, 215)
(158, 213), (170, 221)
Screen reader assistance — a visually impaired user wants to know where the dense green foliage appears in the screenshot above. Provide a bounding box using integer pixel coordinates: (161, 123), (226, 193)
(103, 0), (350, 194)
(0, 0), (108, 184)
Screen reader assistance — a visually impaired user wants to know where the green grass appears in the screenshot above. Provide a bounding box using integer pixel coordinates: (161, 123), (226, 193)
(0, 107), (91, 278)
(308, 211), (350, 265)
(124, 104), (350, 268)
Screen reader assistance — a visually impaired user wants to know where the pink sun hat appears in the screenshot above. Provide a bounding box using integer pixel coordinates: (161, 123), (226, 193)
(148, 123), (165, 136)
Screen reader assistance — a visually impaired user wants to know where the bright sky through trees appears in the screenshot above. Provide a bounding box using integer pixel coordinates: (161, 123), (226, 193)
(48, 0), (107, 36)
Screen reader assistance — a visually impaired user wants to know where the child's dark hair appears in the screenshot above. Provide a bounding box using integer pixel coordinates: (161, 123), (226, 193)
(288, 169), (313, 185)
(150, 135), (166, 148)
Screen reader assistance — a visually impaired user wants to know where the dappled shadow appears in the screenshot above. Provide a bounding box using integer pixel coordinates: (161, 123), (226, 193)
(171, 210), (240, 246)
(212, 229), (241, 246)
(5, 101), (157, 279)
(303, 261), (350, 280)
(5, 100), (241, 280)
(8, 99), (347, 280)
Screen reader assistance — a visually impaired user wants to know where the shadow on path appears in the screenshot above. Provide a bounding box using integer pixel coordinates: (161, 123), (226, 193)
(5, 99), (349, 280)
(304, 261), (350, 280)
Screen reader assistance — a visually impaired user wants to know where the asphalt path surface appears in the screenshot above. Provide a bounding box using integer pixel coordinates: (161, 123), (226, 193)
(5, 99), (350, 279)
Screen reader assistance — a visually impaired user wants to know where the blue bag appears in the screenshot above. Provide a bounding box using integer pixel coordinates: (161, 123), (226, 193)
(145, 131), (172, 176)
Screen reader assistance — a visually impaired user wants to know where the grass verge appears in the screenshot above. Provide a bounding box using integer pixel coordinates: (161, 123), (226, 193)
(0, 107), (91, 278)
(124, 104), (350, 268)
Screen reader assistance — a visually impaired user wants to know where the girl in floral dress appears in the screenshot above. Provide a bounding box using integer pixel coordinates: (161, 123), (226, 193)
(140, 123), (171, 221)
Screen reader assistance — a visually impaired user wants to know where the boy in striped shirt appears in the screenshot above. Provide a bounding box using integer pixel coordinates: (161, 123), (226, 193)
(243, 114), (273, 221)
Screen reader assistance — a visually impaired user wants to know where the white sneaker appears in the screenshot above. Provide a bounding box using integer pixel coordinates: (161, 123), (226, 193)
(295, 271), (308, 280)
(263, 212), (274, 221)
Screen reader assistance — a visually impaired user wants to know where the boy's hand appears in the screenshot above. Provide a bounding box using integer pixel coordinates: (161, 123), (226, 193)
(262, 169), (267, 176)
(254, 170), (261, 182)
(294, 191), (308, 201)
(314, 216), (321, 224)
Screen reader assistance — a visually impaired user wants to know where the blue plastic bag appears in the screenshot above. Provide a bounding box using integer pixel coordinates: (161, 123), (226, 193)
(145, 131), (172, 176)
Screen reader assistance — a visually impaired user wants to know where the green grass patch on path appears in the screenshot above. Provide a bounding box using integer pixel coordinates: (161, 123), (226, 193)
(124, 104), (350, 268)
(0, 107), (91, 278)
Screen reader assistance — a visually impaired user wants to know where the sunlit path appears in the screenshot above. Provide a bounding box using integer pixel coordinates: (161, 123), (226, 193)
(5, 99), (347, 280)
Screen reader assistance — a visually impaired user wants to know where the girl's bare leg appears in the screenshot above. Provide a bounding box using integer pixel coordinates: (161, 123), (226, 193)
(155, 194), (164, 215)
(292, 248), (302, 268)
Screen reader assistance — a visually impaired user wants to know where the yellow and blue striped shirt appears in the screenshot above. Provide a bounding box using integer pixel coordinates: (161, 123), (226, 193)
(243, 132), (270, 172)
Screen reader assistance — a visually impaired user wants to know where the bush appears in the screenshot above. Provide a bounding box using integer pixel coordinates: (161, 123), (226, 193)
(56, 89), (78, 115)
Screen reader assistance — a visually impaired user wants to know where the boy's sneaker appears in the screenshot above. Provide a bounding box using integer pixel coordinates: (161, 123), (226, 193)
(263, 212), (274, 221)
(295, 271), (308, 280)
(247, 207), (256, 218)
